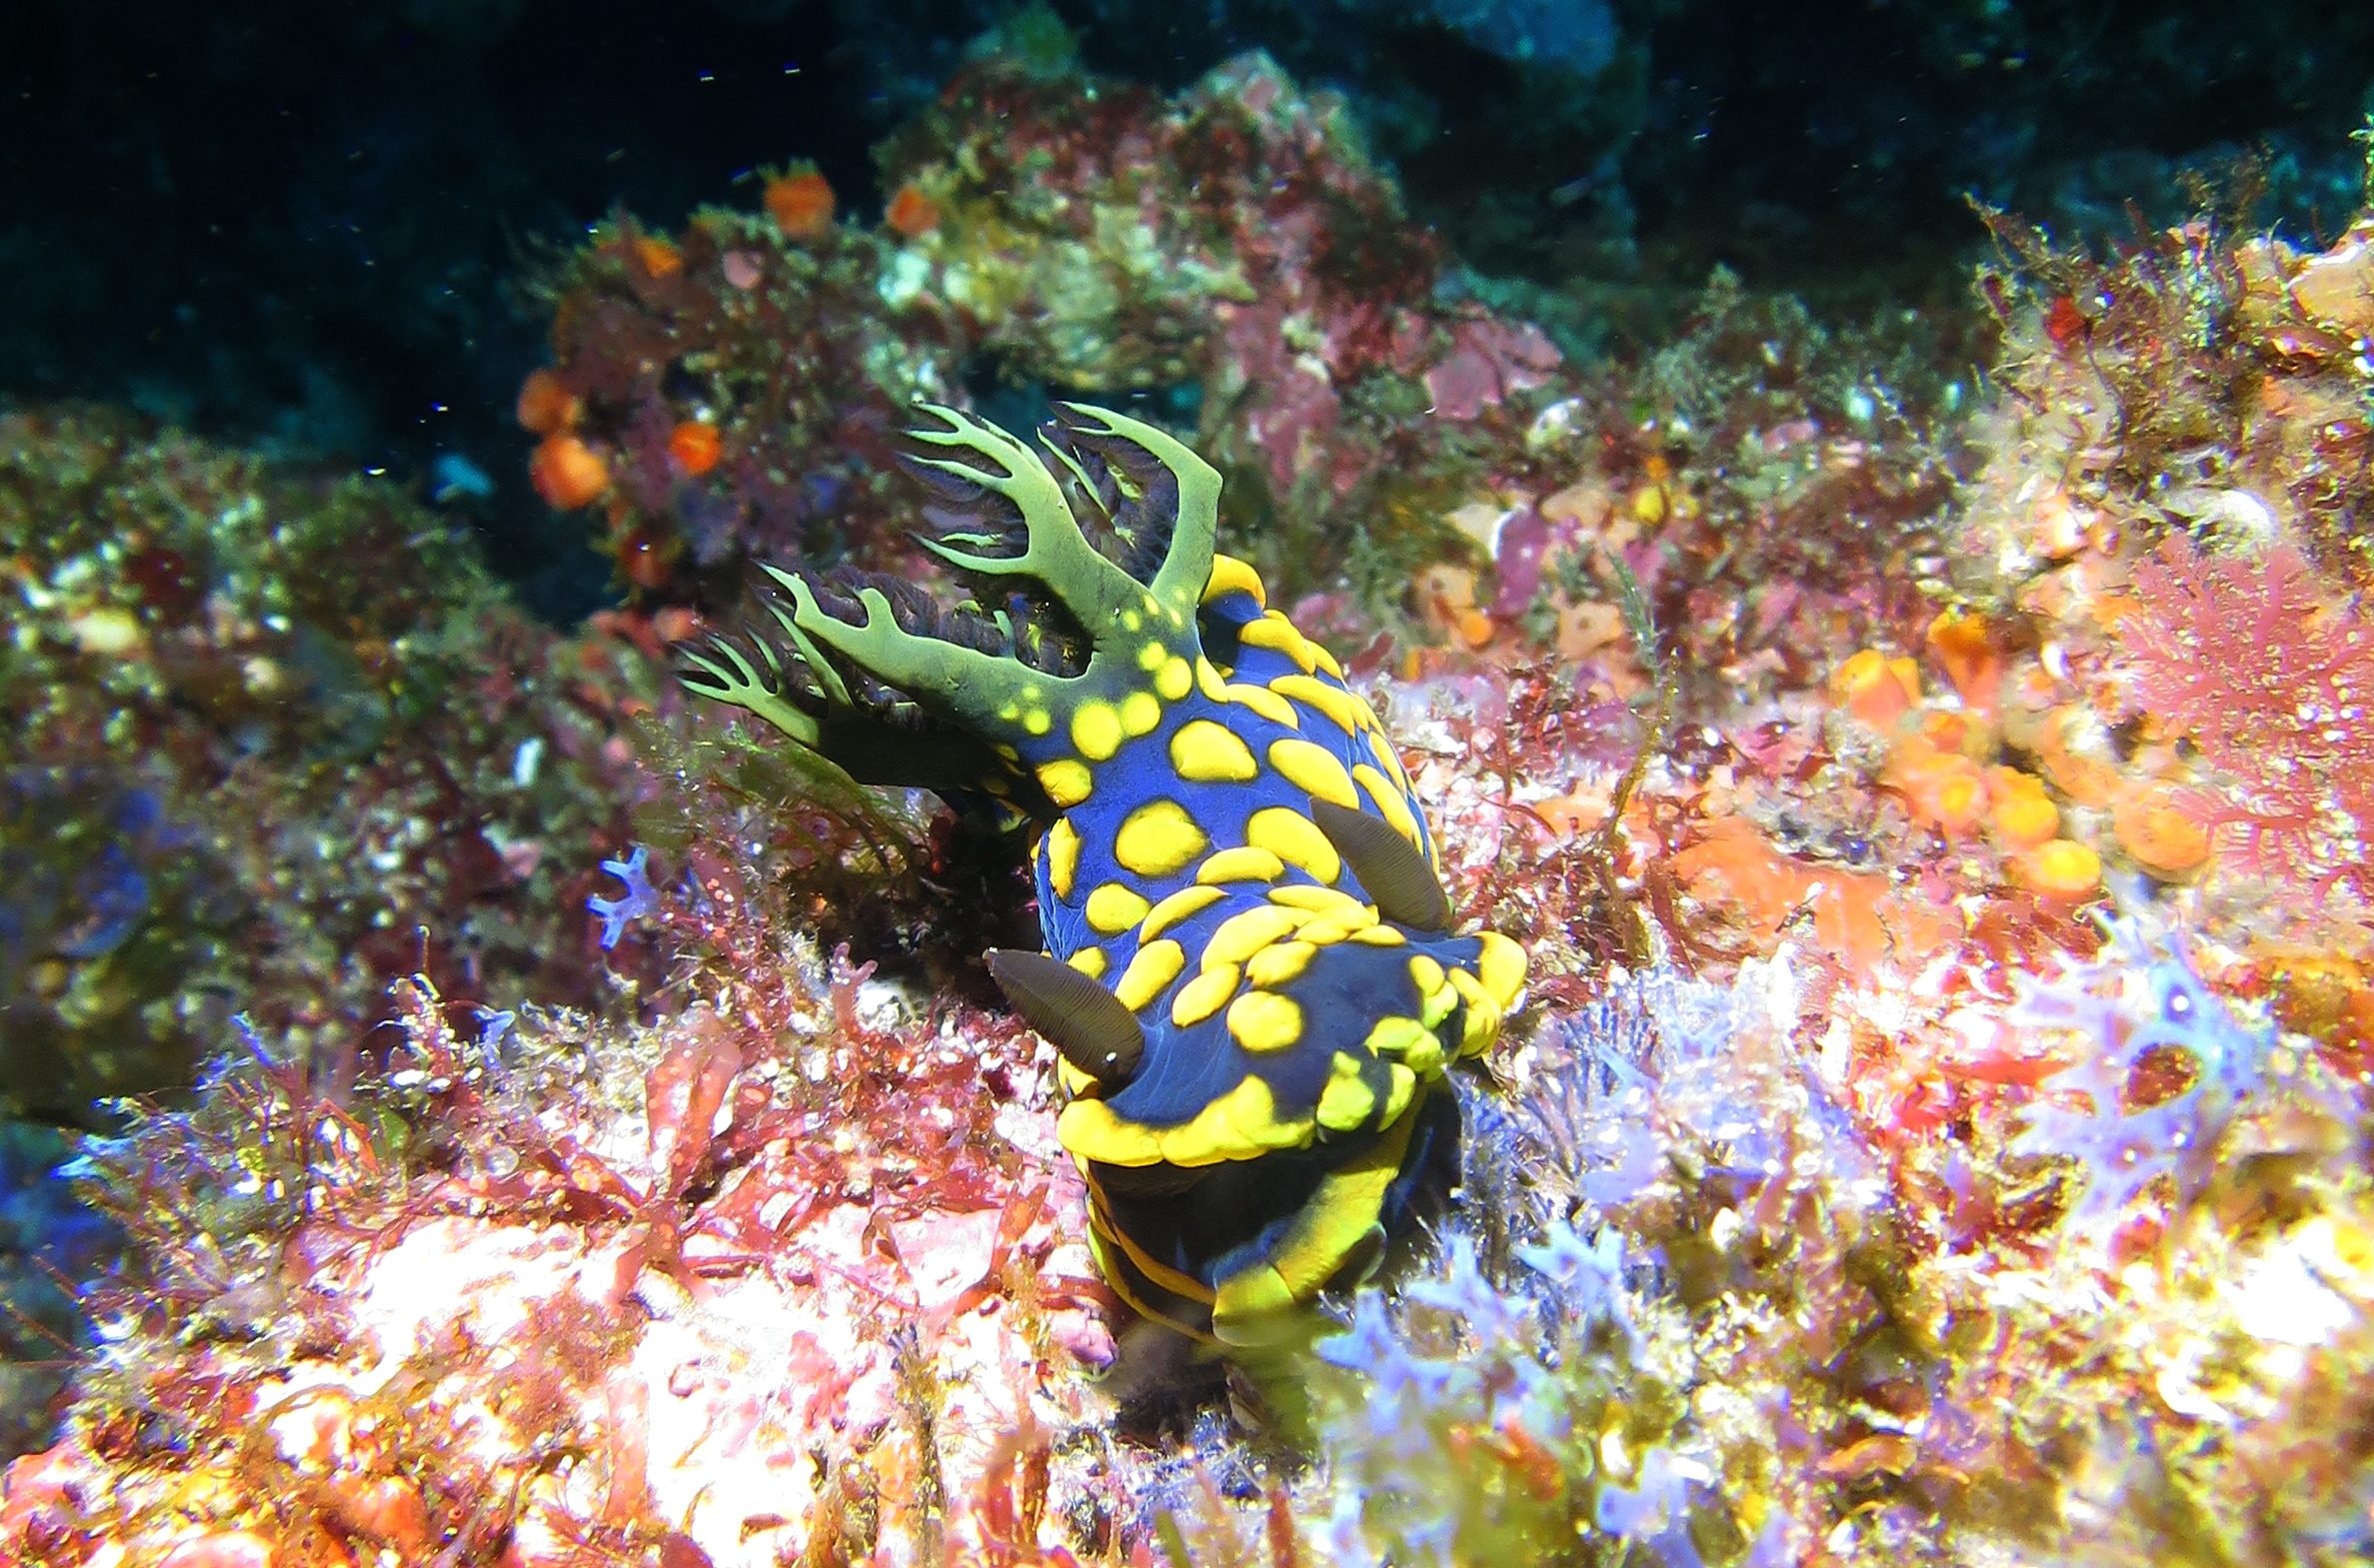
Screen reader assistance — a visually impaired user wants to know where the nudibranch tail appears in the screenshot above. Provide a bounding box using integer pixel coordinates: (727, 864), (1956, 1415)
(687, 402), (1529, 1343)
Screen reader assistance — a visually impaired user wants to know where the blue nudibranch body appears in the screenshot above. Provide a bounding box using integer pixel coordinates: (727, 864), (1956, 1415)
(685, 404), (1525, 1342)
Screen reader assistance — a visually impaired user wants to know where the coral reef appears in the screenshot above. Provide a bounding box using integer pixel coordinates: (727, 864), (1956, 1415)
(526, 35), (1571, 612)
(0, 407), (664, 1110)
(8, 30), (2374, 1568)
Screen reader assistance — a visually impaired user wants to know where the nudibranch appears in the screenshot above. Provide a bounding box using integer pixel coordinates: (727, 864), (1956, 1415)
(684, 404), (1526, 1343)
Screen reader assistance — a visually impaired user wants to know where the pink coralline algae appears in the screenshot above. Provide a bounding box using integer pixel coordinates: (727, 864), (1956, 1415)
(2119, 533), (2374, 892)
(1423, 318), (1563, 422)
(5, 948), (1123, 1568)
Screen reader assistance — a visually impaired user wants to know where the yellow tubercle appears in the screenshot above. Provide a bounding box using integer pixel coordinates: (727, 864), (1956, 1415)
(1045, 818), (1082, 900)
(1115, 939), (1187, 1011)
(1119, 690), (1164, 737)
(1194, 845), (1285, 884)
(1226, 989), (1303, 1053)
(1223, 683), (1297, 728)
(1204, 905), (1308, 968)
(1315, 1051), (1377, 1132)
(1239, 614), (1318, 674)
(1245, 806), (1341, 882)
(1072, 702), (1124, 762)
(1171, 963), (1240, 1026)
(1141, 882), (1226, 940)
(1085, 883), (1153, 934)
(1114, 799), (1208, 877)
(1363, 1014), (1443, 1077)
(1476, 930), (1528, 1010)
(1244, 939), (1317, 988)
(1270, 674), (1373, 736)
(1267, 738), (1361, 808)
(1039, 759), (1093, 807)
(1267, 882), (1368, 916)
(1171, 720), (1260, 783)
(1202, 553), (1266, 607)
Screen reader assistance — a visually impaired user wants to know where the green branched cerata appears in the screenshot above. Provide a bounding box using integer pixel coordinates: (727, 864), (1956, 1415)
(685, 403), (1527, 1343)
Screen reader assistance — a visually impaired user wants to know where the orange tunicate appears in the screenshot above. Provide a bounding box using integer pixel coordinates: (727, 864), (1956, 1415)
(1883, 736), (1987, 836)
(516, 368), (581, 435)
(2012, 838), (2102, 902)
(1668, 814), (1958, 970)
(2112, 786), (2213, 876)
(1917, 708), (1974, 757)
(530, 433), (610, 510)
(765, 168), (836, 239)
(1985, 767), (2060, 850)
(1830, 649), (1920, 728)
(632, 234), (683, 277)
(885, 181), (941, 237)
(1925, 610), (2002, 713)
(669, 419), (723, 477)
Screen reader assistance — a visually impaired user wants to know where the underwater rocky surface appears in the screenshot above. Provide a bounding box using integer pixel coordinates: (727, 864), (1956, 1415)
(4, 13), (2374, 1568)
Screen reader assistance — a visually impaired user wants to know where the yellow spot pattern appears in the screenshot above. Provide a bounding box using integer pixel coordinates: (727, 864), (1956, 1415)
(1448, 968), (1497, 1054)
(1245, 807), (1341, 882)
(1270, 674), (1373, 737)
(1202, 554), (1266, 607)
(1268, 883), (1370, 917)
(1120, 690), (1163, 737)
(1194, 845), (1284, 884)
(1203, 905), (1307, 968)
(1364, 1014), (1443, 1077)
(1244, 938), (1316, 988)
(1045, 819), (1082, 900)
(1223, 683), (1297, 728)
(1239, 614), (1317, 674)
(1039, 759), (1093, 807)
(1141, 883), (1225, 940)
(1315, 1052), (1376, 1132)
(1067, 947), (1108, 979)
(1115, 939), (1187, 1011)
(1060, 1074), (1308, 1168)
(1114, 799), (1207, 877)
(1072, 702), (1123, 762)
(1170, 720), (1259, 783)
(1086, 883), (1152, 934)
(1477, 930), (1528, 1010)
(1156, 657), (1193, 701)
(1226, 989), (1304, 1053)
(1267, 739), (1360, 809)
(1171, 963), (1240, 1027)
